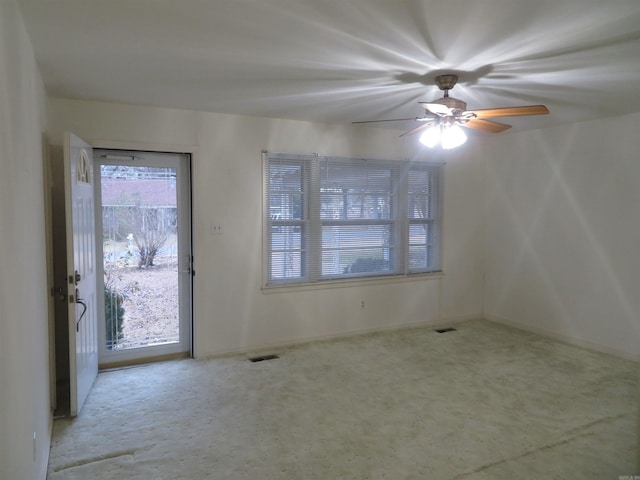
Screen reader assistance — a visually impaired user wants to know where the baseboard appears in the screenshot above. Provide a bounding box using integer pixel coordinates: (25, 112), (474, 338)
(197, 313), (638, 363)
(440, 313), (483, 324)
(484, 314), (640, 362)
(198, 317), (476, 360)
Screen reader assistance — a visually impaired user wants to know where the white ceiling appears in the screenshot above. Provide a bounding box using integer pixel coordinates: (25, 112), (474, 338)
(17, 0), (640, 135)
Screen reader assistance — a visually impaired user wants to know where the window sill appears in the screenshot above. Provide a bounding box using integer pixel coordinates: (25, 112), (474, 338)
(261, 271), (444, 294)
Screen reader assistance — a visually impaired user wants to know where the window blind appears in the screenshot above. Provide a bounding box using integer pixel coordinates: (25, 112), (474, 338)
(264, 152), (442, 286)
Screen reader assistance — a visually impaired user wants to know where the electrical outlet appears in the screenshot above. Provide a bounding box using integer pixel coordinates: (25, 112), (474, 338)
(361, 300), (365, 308)
(210, 223), (223, 235)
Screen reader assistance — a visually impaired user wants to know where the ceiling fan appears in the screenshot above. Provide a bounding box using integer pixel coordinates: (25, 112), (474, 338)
(353, 74), (549, 149)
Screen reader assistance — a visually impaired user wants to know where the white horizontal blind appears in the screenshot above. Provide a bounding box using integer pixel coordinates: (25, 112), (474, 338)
(264, 153), (312, 283)
(407, 165), (442, 273)
(264, 152), (442, 286)
(316, 157), (398, 279)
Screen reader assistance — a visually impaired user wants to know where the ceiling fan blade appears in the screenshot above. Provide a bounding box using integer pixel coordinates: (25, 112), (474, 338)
(352, 117), (421, 124)
(469, 105), (549, 118)
(399, 121), (435, 137)
(418, 103), (452, 116)
(464, 118), (512, 133)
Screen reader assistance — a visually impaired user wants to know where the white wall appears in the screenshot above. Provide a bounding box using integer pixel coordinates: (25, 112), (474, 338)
(482, 113), (640, 360)
(47, 98), (485, 358)
(0, 1), (51, 479)
(440, 145), (486, 321)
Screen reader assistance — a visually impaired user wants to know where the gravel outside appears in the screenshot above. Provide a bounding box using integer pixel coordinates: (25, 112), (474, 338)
(108, 256), (180, 349)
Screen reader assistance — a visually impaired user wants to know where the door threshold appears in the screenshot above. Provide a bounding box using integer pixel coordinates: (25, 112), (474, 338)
(99, 351), (190, 371)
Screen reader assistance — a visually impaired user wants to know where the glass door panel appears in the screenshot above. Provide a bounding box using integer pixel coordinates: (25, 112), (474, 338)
(96, 151), (191, 364)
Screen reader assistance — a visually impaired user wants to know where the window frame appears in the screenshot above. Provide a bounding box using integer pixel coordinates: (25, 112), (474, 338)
(263, 152), (443, 287)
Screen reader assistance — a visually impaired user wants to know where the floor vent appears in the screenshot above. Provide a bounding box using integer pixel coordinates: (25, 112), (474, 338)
(249, 354), (279, 363)
(435, 327), (457, 333)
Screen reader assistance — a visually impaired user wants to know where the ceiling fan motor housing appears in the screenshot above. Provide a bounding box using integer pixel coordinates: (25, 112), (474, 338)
(433, 96), (468, 113)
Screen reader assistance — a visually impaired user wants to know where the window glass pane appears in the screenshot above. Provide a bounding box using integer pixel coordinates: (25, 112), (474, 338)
(408, 169), (432, 194)
(321, 225), (393, 276)
(270, 251), (303, 279)
(270, 224), (303, 280)
(321, 163), (392, 191)
(269, 164), (303, 192)
(408, 168), (432, 219)
(408, 245), (430, 270)
(409, 223), (429, 244)
(269, 193), (303, 220)
(323, 247), (392, 275)
(408, 195), (431, 219)
(271, 225), (303, 249)
(320, 162), (393, 220)
(268, 161), (304, 221)
(320, 193), (392, 219)
(409, 222), (431, 271)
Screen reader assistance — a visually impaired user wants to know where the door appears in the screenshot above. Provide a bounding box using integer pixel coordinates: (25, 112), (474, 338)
(95, 150), (192, 365)
(64, 132), (98, 417)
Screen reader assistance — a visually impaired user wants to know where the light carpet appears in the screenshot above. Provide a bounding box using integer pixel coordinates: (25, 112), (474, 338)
(47, 320), (638, 479)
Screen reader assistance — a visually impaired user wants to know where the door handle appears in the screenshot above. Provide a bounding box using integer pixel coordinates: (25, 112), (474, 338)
(75, 288), (87, 332)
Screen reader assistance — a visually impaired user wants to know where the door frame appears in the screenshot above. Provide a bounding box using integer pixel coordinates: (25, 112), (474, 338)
(92, 139), (198, 362)
(94, 148), (194, 366)
(42, 134), (58, 412)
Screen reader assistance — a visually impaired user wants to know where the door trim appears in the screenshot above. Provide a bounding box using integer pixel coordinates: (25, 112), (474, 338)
(90, 139), (198, 155)
(42, 134), (57, 412)
(87, 139), (198, 359)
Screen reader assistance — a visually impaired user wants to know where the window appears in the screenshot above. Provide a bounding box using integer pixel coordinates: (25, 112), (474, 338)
(264, 152), (442, 286)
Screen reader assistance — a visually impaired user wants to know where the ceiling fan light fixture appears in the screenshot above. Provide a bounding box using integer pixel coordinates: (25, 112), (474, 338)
(441, 124), (467, 149)
(419, 123), (467, 149)
(419, 125), (441, 148)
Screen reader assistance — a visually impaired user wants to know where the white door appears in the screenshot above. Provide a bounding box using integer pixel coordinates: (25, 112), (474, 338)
(64, 132), (98, 416)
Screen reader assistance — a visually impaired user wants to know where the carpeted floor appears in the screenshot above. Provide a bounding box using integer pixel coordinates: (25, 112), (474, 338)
(47, 320), (638, 479)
